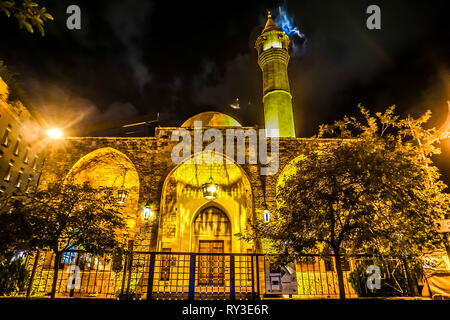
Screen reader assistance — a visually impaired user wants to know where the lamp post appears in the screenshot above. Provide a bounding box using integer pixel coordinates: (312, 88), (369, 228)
(26, 128), (64, 298)
(32, 128), (65, 194)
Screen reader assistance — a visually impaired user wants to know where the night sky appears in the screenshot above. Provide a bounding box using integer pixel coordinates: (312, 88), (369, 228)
(0, 0), (449, 177)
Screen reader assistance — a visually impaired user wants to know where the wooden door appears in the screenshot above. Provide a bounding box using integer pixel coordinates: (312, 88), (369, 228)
(198, 240), (225, 286)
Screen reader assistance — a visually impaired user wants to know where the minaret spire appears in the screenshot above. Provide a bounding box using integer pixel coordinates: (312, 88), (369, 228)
(254, 12), (296, 137)
(262, 10), (281, 33)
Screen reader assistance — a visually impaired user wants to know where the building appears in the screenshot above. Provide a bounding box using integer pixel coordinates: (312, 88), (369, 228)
(27, 14), (358, 299)
(38, 13), (316, 254)
(0, 70), (45, 197)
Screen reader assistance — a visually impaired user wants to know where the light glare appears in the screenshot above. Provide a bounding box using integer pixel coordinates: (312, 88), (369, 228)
(46, 128), (63, 139)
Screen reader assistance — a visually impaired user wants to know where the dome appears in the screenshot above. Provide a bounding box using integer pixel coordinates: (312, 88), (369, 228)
(181, 112), (241, 127)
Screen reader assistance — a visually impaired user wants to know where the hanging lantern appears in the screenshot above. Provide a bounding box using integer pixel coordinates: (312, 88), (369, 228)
(143, 200), (152, 220)
(116, 189), (128, 204)
(263, 209), (271, 222)
(202, 177), (219, 200)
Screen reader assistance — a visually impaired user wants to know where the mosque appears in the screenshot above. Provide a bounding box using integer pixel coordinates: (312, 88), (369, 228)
(32, 13), (345, 299)
(39, 12), (314, 254)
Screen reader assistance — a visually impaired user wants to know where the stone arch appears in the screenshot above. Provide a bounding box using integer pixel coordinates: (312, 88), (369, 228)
(158, 152), (253, 253)
(65, 147), (140, 236)
(275, 154), (308, 207)
(276, 154), (307, 190)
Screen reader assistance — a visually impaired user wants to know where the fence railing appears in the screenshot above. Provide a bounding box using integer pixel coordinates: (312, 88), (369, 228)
(1, 251), (420, 299)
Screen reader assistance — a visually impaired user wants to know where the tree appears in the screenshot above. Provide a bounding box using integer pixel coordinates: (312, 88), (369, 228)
(0, 0), (53, 35)
(0, 182), (128, 298)
(0, 195), (34, 263)
(248, 106), (450, 299)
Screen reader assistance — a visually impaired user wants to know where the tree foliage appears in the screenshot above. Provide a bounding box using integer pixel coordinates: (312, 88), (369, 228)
(0, 182), (128, 255)
(0, 60), (33, 108)
(0, 182), (128, 297)
(247, 105), (450, 298)
(0, 0), (53, 35)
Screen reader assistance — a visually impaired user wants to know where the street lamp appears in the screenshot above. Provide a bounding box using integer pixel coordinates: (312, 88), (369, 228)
(46, 128), (63, 139)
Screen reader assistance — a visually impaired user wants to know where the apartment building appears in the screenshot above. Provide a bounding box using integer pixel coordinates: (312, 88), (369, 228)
(0, 76), (45, 197)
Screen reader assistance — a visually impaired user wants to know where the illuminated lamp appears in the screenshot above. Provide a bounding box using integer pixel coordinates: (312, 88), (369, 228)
(263, 209), (271, 222)
(202, 164), (219, 200)
(143, 200), (152, 220)
(46, 128), (63, 139)
(116, 189), (128, 204)
(202, 177), (219, 200)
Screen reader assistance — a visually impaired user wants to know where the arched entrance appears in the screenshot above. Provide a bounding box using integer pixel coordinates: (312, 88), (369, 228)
(158, 153), (253, 253)
(192, 206), (231, 286)
(65, 147), (140, 236)
(191, 206), (232, 253)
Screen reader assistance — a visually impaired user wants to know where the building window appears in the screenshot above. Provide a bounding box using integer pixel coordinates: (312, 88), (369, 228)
(13, 137), (21, 156)
(1, 126), (11, 147)
(62, 249), (77, 264)
(23, 145), (30, 164)
(4, 161), (13, 182)
(16, 168), (24, 188)
(32, 155), (39, 170)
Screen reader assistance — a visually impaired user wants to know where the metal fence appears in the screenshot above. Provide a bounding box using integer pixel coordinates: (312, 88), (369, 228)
(2, 250), (419, 299)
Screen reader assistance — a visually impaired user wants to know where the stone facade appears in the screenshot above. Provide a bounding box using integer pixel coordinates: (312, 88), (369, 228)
(0, 76), (45, 196)
(39, 125), (336, 253)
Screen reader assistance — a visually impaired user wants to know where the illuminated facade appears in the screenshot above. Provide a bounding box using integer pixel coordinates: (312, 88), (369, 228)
(26, 15), (367, 299)
(36, 14), (309, 255)
(0, 76), (45, 197)
(4, 13), (432, 301)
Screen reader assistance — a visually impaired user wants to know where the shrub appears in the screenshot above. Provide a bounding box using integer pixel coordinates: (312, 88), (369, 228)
(0, 257), (30, 296)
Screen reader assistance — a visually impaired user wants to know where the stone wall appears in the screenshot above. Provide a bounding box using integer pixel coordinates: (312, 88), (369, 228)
(39, 127), (336, 251)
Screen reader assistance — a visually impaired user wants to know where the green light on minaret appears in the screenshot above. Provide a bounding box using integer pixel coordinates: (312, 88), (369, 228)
(255, 11), (296, 138)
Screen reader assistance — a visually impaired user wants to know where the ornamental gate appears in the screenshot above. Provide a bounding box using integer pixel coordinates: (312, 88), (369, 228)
(23, 251), (263, 300)
(15, 251), (417, 299)
(130, 252), (262, 300)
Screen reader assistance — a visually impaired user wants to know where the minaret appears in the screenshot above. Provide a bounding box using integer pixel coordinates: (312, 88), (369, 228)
(255, 11), (296, 137)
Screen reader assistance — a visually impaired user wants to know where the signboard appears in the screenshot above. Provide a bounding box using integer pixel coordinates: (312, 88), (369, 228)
(264, 261), (298, 295)
(434, 219), (450, 233)
(422, 250), (450, 277)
